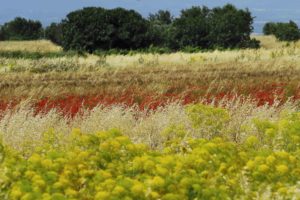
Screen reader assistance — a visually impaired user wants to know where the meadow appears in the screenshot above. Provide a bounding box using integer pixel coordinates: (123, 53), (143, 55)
(1, 36), (300, 199)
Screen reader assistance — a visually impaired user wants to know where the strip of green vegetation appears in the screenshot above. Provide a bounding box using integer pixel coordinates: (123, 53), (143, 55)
(0, 45), (253, 60)
(0, 50), (81, 59)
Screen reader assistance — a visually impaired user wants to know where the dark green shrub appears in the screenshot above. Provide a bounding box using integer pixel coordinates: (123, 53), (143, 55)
(181, 46), (202, 53)
(239, 38), (260, 49)
(172, 6), (211, 49)
(171, 4), (257, 50)
(263, 21), (300, 42)
(57, 4), (259, 53)
(0, 51), (79, 59)
(61, 7), (150, 53)
(0, 17), (42, 40)
(208, 4), (255, 49)
(275, 21), (300, 42)
(0, 28), (5, 41)
(263, 22), (277, 35)
(147, 10), (174, 48)
(45, 23), (63, 45)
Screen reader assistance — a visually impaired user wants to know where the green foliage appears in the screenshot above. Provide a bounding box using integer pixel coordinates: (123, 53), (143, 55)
(0, 4), (259, 52)
(106, 8), (150, 50)
(253, 112), (300, 151)
(147, 10), (174, 48)
(239, 38), (260, 49)
(172, 6), (211, 49)
(0, 140), (4, 164)
(61, 7), (150, 53)
(0, 29), (5, 41)
(148, 10), (173, 25)
(2, 105), (300, 199)
(60, 4), (259, 53)
(208, 4), (258, 49)
(245, 151), (300, 195)
(181, 46), (203, 53)
(1, 127), (300, 199)
(263, 22), (277, 35)
(263, 21), (300, 42)
(0, 50), (78, 60)
(45, 23), (63, 45)
(186, 104), (230, 138)
(61, 7), (108, 52)
(0, 17), (42, 40)
(172, 4), (258, 50)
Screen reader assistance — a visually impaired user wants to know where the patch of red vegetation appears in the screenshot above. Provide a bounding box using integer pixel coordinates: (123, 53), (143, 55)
(0, 82), (299, 117)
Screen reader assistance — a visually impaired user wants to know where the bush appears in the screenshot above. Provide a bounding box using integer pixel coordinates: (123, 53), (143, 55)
(239, 38), (260, 49)
(52, 4), (259, 53)
(0, 29), (5, 41)
(263, 22), (277, 35)
(1, 125), (300, 199)
(106, 8), (150, 50)
(275, 21), (300, 42)
(171, 4), (258, 50)
(61, 7), (150, 53)
(0, 50), (78, 60)
(263, 21), (300, 42)
(172, 6), (211, 49)
(147, 10), (174, 48)
(45, 23), (63, 45)
(208, 4), (255, 49)
(61, 7), (109, 52)
(0, 17), (43, 40)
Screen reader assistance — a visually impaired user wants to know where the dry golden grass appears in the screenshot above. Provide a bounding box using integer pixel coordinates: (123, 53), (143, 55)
(0, 37), (300, 156)
(0, 36), (300, 72)
(253, 35), (300, 49)
(0, 37), (300, 99)
(1, 98), (298, 154)
(252, 35), (286, 49)
(0, 60), (299, 99)
(0, 52), (300, 99)
(0, 40), (62, 53)
(1, 45), (300, 72)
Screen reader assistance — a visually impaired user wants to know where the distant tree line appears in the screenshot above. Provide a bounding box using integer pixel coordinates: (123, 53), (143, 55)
(0, 17), (43, 40)
(0, 4), (261, 52)
(263, 21), (300, 42)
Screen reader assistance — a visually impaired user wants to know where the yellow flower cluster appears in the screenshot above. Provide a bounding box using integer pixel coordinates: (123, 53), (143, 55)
(0, 124), (299, 199)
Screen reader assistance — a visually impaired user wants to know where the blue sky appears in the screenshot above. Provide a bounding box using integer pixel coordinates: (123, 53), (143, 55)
(1, 0), (300, 33)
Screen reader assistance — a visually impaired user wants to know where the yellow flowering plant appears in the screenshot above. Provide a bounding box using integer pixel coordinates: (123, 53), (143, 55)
(1, 108), (300, 199)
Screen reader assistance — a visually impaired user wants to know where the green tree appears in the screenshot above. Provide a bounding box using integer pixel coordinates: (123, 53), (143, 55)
(147, 10), (174, 48)
(106, 8), (150, 49)
(59, 5), (259, 52)
(61, 7), (150, 52)
(149, 10), (173, 25)
(1, 17), (42, 40)
(208, 4), (257, 48)
(0, 28), (4, 41)
(274, 21), (300, 41)
(61, 7), (109, 52)
(45, 23), (63, 45)
(263, 22), (277, 35)
(172, 6), (211, 49)
(263, 21), (300, 42)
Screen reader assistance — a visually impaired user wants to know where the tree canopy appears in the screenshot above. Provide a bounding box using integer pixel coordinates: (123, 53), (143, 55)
(0, 17), (42, 40)
(263, 21), (300, 42)
(0, 4), (260, 52)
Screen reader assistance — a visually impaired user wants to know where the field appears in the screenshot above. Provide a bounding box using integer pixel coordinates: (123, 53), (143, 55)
(1, 36), (300, 199)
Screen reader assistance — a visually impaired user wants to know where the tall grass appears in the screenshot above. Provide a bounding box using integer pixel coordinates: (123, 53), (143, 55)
(0, 98), (298, 156)
(0, 40), (62, 53)
(1, 42), (300, 74)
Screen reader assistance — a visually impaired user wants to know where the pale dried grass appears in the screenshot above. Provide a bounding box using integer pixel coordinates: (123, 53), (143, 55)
(0, 40), (62, 53)
(0, 98), (298, 155)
